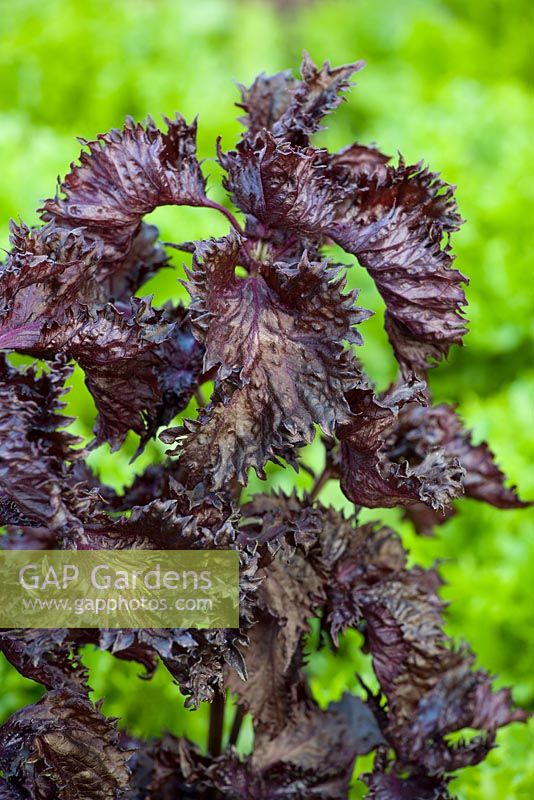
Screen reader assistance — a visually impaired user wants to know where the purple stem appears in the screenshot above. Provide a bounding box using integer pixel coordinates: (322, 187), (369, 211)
(208, 691), (225, 758)
(203, 199), (244, 235)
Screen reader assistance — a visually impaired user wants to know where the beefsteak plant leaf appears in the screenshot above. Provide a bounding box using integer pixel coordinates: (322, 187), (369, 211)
(327, 159), (467, 377)
(226, 550), (321, 731)
(238, 52), (364, 145)
(69, 300), (202, 449)
(234, 496), (526, 786)
(237, 69), (298, 138)
(220, 54), (468, 377)
(219, 133), (344, 237)
(41, 115), (208, 265)
(104, 222), (169, 302)
(310, 509), (527, 780)
(125, 732), (197, 799)
(0, 355), (86, 537)
(162, 232), (370, 487)
(336, 379), (464, 510)
(363, 769), (452, 800)
(0, 689), (132, 800)
(0, 219), (166, 330)
(0, 221), (101, 349)
(0, 625), (247, 709)
(0, 117), (209, 450)
(322, 521), (409, 645)
(0, 485), (255, 707)
(0, 628), (89, 693)
(180, 696), (382, 799)
(0, 221), (203, 449)
(0, 780), (23, 800)
(270, 52), (365, 144)
(387, 402), (531, 532)
(93, 626), (249, 708)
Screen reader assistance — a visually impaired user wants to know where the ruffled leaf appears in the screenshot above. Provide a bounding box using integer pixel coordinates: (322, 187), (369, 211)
(42, 115), (207, 264)
(227, 552), (322, 731)
(0, 356), (86, 537)
(0, 629), (89, 693)
(238, 53), (364, 146)
(0, 689), (132, 799)
(163, 233), (369, 487)
(0, 221), (102, 349)
(180, 697), (378, 799)
(363, 770), (452, 800)
(237, 496), (527, 780)
(389, 402), (531, 532)
(329, 160), (467, 376)
(221, 108), (467, 376)
(0, 220), (166, 338)
(0, 485), (255, 708)
(329, 142), (390, 180)
(317, 516), (527, 775)
(0, 222), (202, 450)
(68, 301), (202, 450)
(125, 733), (196, 799)
(237, 69), (298, 136)
(219, 134), (342, 236)
(0, 780), (24, 800)
(337, 380), (464, 510)
(270, 52), (364, 144)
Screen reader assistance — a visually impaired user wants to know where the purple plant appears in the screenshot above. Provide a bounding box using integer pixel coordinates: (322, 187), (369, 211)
(0, 55), (529, 799)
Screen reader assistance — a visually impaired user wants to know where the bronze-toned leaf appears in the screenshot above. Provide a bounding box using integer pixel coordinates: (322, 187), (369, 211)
(165, 233), (369, 487)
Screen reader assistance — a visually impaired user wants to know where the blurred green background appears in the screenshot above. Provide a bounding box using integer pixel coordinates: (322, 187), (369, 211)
(0, 0), (533, 796)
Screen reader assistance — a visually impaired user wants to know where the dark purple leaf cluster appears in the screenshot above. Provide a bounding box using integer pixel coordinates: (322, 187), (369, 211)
(0, 55), (529, 799)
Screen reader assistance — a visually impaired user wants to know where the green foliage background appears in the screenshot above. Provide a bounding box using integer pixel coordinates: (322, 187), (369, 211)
(0, 0), (532, 796)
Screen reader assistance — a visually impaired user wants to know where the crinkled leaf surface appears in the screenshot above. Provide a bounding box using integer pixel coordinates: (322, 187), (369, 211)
(42, 116), (207, 264)
(390, 402), (531, 532)
(337, 380), (464, 510)
(0, 689), (132, 800)
(163, 233), (369, 487)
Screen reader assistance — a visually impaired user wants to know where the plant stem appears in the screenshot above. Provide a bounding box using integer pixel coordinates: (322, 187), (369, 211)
(228, 705), (245, 748)
(208, 691), (225, 758)
(194, 387), (206, 408)
(299, 462), (316, 479)
(204, 199), (244, 235)
(309, 465), (333, 502)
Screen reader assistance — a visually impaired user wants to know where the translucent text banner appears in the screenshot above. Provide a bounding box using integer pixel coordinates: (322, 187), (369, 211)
(0, 550), (239, 628)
